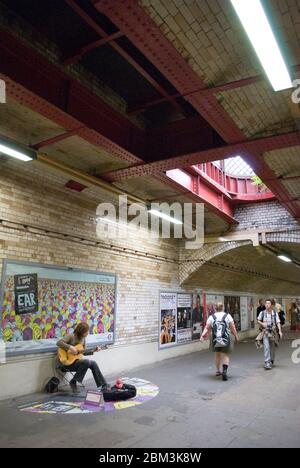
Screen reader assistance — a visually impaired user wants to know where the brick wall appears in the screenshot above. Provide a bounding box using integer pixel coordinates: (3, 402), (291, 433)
(233, 200), (299, 231)
(0, 159), (181, 347)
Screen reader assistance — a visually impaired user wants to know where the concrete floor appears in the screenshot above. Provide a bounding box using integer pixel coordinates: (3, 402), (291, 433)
(0, 336), (300, 448)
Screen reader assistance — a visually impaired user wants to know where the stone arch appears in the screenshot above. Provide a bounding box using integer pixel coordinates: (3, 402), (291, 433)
(179, 240), (252, 285)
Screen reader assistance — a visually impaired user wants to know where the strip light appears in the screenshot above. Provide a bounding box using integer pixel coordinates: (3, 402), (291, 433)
(231, 0), (292, 91)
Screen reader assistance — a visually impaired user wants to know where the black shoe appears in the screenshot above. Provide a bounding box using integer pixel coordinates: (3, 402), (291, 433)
(70, 381), (80, 394)
(222, 371), (228, 381)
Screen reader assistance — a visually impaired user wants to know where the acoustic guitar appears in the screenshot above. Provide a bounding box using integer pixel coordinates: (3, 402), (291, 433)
(58, 343), (109, 366)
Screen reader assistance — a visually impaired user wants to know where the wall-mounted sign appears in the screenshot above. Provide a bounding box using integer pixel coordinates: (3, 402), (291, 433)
(14, 274), (38, 315)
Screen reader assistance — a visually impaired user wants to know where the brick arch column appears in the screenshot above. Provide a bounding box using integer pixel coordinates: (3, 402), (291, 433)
(266, 231), (300, 244)
(179, 240), (252, 285)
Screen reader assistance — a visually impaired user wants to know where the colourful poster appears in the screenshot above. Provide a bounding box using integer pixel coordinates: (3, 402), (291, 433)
(1, 262), (116, 355)
(191, 292), (204, 341)
(159, 292), (177, 348)
(177, 294), (192, 344)
(205, 294), (224, 318)
(224, 296), (241, 331)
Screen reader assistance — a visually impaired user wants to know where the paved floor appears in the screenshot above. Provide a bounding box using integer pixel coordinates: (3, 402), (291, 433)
(0, 335), (300, 448)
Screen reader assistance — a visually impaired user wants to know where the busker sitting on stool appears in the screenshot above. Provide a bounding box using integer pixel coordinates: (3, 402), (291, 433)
(256, 299), (282, 370)
(56, 322), (108, 393)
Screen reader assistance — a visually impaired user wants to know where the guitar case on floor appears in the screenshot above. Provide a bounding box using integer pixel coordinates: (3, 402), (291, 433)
(102, 383), (136, 402)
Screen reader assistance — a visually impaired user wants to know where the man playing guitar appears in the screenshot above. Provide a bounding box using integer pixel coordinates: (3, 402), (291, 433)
(56, 322), (109, 393)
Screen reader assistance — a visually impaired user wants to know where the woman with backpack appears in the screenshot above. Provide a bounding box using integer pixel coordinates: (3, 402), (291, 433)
(200, 303), (239, 381)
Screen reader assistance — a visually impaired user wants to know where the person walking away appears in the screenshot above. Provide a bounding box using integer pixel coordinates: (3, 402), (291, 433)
(201, 303), (239, 381)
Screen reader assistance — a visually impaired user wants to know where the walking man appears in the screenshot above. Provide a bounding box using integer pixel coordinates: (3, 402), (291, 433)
(257, 299), (283, 370)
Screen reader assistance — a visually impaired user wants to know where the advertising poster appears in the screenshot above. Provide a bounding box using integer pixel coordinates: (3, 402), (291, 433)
(177, 294), (192, 344)
(247, 296), (255, 329)
(14, 274), (38, 315)
(1, 261), (116, 355)
(206, 294), (225, 318)
(159, 292), (177, 348)
(191, 292), (204, 341)
(224, 296), (241, 331)
(240, 297), (248, 331)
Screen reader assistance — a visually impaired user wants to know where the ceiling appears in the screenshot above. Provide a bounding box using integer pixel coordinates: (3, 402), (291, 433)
(0, 0), (299, 246)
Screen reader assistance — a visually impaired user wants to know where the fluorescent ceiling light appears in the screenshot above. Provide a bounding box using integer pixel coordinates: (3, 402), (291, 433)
(277, 254), (292, 263)
(231, 0), (292, 91)
(0, 137), (36, 162)
(148, 209), (183, 225)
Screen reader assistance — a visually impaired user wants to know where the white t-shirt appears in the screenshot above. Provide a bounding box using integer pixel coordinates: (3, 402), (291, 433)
(207, 312), (234, 329)
(258, 310), (280, 326)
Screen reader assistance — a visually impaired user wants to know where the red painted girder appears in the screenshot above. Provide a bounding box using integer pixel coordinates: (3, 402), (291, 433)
(0, 29), (144, 163)
(32, 127), (85, 149)
(162, 170), (236, 224)
(185, 166), (232, 200)
(65, 0), (186, 116)
(241, 151), (300, 219)
(231, 193), (276, 203)
(93, 0), (299, 221)
(128, 63), (300, 115)
(95, 0), (245, 143)
(64, 31), (124, 66)
(101, 132), (300, 182)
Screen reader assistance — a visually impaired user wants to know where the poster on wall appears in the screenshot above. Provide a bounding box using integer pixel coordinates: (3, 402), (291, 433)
(1, 261), (116, 356)
(206, 294), (225, 318)
(247, 297), (255, 329)
(224, 296), (241, 331)
(159, 292), (177, 348)
(240, 297), (248, 331)
(191, 292), (204, 341)
(14, 274), (38, 315)
(177, 294), (192, 344)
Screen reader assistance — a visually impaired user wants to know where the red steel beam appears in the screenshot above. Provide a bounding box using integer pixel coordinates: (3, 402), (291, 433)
(64, 0), (186, 116)
(32, 127), (85, 149)
(156, 171), (236, 225)
(128, 63), (300, 115)
(0, 29), (144, 163)
(95, 0), (300, 219)
(63, 31), (123, 66)
(95, 0), (245, 144)
(101, 132), (300, 181)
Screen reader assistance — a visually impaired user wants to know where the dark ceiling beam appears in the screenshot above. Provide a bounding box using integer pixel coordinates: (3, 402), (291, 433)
(64, 0), (187, 116)
(95, 0), (300, 220)
(0, 29), (145, 161)
(32, 127), (85, 149)
(100, 132), (300, 181)
(63, 31), (123, 66)
(128, 63), (300, 115)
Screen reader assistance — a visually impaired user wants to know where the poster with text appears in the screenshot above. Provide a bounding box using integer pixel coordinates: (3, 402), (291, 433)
(191, 292), (204, 341)
(224, 296), (241, 331)
(240, 297), (248, 331)
(177, 294), (192, 344)
(205, 294), (225, 318)
(159, 292), (177, 348)
(14, 274), (38, 315)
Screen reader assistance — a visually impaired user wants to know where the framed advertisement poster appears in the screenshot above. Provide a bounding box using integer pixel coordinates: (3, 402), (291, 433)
(224, 296), (241, 331)
(177, 294), (192, 344)
(191, 292), (204, 341)
(240, 297), (248, 331)
(0, 259), (116, 356)
(159, 292), (177, 348)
